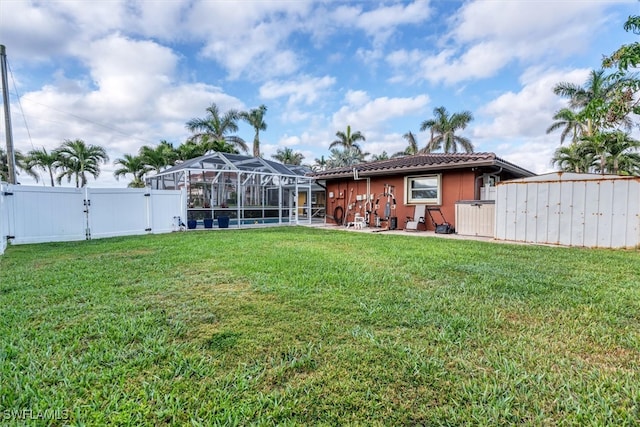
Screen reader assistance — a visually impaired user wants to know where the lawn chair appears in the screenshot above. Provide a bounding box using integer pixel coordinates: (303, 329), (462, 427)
(405, 205), (426, 231)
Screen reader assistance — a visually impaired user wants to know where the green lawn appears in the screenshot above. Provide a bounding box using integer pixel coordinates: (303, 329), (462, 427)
(1, 227), (639, 425)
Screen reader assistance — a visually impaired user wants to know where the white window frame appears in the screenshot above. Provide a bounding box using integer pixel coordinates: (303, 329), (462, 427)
(405, 174), (442, 205)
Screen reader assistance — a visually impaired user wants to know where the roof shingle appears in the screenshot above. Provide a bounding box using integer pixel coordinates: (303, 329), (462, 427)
(309, 152), (534, 179)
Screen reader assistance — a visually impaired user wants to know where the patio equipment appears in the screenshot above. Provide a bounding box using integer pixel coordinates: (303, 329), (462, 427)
(426, 207), (454, 234)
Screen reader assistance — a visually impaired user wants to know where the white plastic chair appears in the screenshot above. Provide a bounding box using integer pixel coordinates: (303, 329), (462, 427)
(405, 205), (426, 231)
(353, 213), (366, 229)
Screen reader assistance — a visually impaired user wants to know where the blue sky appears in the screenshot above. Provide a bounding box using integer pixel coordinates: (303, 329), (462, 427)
(0, 0), (637, 187)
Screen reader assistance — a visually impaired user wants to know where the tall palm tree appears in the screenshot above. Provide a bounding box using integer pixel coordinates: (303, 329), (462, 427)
(554, 70), (615, 108)
(271, 147), (304, 165)
(113, 154), (150, 188)
(546, 108), (589, 144)
(55, 139), (109, 187)
(553, 69), (623, 134)
(420, 106), (474, 153)
(24, 147), (60, 187)
(329, 125), (366, 155)
(393, 131), (420, 157)
(139, 141), (177, 174)
(186, 103), (248, 154)
(240, 104), (267, 157)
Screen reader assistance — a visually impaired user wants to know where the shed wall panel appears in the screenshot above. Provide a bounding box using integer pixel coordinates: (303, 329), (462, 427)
(597, 181), (614, 247)
(568, 182), (587, 246)
(496, 175), (640, 248)
(494, 182), (508, 240)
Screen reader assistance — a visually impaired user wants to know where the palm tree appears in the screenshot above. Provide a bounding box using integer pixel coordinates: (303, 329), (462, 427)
(393, 131), (420, 157)
(546, 108), (589, 144)
(312, 155), (328, 172)
(272, 147), (304, 165)
(420, 106), (474, 153)
(139, 141), (177, 174)
(0, 147), (7, 181)
(553, 70), (637, 136)
(602, 131), (640, 175)
(370, 151), (390, 161)
(186, 103), (248, 154)
(240, 104), (267, 157)
(326, 148), (365, 168)
(113, 154), (150, 188)
(1, 148), (37, 183)
(24, 147), (60, 187)
(55, 139), (109, 187)
(175, 141), (207, 161)
(551, 142), (594, 173)
(329, 125), (366, 155)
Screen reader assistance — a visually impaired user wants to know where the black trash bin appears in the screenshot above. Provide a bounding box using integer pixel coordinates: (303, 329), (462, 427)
(389, 216), (398, 230)
(218, 216), (230, 229)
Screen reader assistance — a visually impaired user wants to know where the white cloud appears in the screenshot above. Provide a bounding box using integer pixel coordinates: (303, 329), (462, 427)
(422, 42), (511, 84)
(0, 1), (77, 61)
(451, 0), (615, 45)
(473, 67), (593, 173)
(386, 0), (625, 85)
(356, 0), (432, 44)
(361, 132), (408, 157)
(259, 75), (336, 106)
(477, 67), (591, 140)
(344, 90), (369, 107)
(186, 1), (311, 79)
(278, 134), (301, 147)
(331, 94), (430, 131)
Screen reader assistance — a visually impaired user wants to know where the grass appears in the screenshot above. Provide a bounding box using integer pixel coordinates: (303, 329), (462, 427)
(0, 226), (639, 426)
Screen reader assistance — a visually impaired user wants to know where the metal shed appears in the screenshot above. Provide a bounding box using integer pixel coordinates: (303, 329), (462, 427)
(146, 152), (325, 228)
(495, 172), (640, 248)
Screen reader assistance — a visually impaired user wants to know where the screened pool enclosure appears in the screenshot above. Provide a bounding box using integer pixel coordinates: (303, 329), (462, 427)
(146, 153), (325, 228)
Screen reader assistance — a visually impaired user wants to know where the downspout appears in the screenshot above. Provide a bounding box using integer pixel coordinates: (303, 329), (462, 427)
(353, 167), (371, 224)
(475, 167), (502, 200)
(353, 167), (370, 197)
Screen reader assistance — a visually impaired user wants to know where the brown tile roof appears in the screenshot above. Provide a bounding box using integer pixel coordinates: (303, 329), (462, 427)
(309, 152), (534, 179)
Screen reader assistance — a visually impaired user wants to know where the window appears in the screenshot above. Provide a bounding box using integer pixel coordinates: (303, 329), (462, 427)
(405, 174), (441, 205)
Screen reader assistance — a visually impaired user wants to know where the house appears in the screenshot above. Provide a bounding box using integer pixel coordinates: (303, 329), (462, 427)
(310, 153), (535, 232)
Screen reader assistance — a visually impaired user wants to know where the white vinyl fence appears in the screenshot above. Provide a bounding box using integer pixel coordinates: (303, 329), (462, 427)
(0, 183), (186, 255)
(0, 183), (8, 255)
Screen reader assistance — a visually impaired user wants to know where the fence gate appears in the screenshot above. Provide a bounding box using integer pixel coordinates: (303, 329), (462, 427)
(86, 188), (151, 239)
(3, 185), (86, 245)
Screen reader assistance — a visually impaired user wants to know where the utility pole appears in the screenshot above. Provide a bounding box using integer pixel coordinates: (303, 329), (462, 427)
(1, 44), (16, 184)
